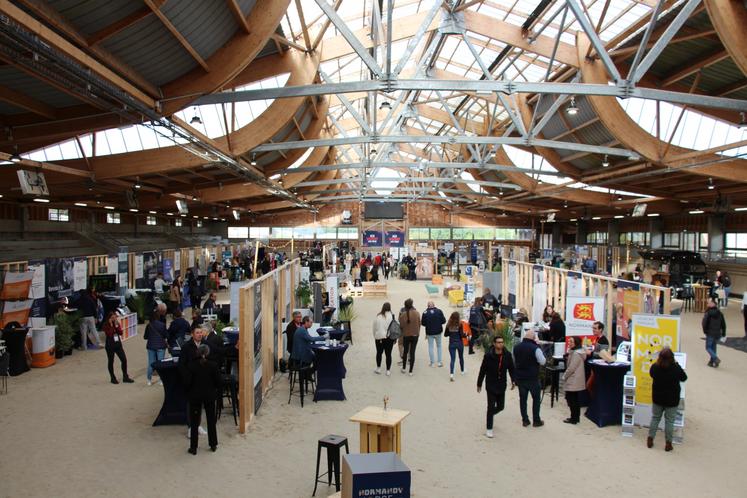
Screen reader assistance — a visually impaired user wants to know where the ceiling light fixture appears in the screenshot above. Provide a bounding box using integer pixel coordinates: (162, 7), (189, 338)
(33, 198), (49, 203)
(192, 195), (198, 201)
(614, 215), (624, 219)
(602, 155), (609, 168)
(74, 202), (87, 207)
(689, 209), (704, 214)
(129, 208), (138, 212)
(149, 210), (157, 214)
(9, 148), (21, 163)
(734, 207), (747, 212)
(250, 153), (257, 166)
(104, 206), (115, 210)
(134, 177), (141, 189)
(566, 96), (578, 116)
(707, 178), (715, 190)
(739, 112), (746, 129)
(379, 101), (391, 110)
(592, 216), (601, 220)
(189, 107), (202, 125)
(647, 213), (660, 217)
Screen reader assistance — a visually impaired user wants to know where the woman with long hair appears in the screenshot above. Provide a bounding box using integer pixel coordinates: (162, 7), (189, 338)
(444, 311), (466, 381)
(169, 276), (182, 314)
(186, 344), (221, 455)
(562, 336), (586, 424)
(647, 347), (687, 451)
(372, 302), (395, 376)
(102, 311), (133, 385)
(398, 298), (420, 376)
(144, 311), (168, 386)
(542, 305), (554, 324)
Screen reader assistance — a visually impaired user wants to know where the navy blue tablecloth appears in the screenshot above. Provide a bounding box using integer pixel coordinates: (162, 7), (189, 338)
(311, 343), (348, 401)
(152, 359), (187, 426)
(585, 362), (630, 427)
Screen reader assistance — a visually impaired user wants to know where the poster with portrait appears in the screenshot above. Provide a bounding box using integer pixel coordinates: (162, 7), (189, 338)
(253, 282), (263, 414)
(415, 251), (434, 280)
(45, 258), (75, 301)
(615, 280), (640, 343)
(631, 314), (680, 426)
(564, 295), (605, 350)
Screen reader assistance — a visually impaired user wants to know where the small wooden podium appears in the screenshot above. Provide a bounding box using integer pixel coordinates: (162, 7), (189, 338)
(350, 406), (410, 456)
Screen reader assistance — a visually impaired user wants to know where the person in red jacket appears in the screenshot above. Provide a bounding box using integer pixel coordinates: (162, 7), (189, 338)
(102, 312), (134, 384)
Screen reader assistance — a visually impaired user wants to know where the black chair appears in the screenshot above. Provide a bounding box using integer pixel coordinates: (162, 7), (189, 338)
(217, 373), (238, 426)
(288, 360), (315, 407)
(312, 434), (349, 496)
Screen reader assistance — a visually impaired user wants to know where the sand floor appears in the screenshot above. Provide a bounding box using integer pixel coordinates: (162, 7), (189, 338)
(2, 277), (747, 498)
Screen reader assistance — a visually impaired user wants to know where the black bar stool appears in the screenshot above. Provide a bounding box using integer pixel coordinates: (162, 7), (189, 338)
(217, 373), (238, 425)
(312, 434), (349, 496)
(288, 361), (315, 407)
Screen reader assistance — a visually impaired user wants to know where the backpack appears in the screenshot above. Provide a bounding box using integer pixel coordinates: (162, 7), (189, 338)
(387, 316), (402, 340)
(722, 276), (731, 288)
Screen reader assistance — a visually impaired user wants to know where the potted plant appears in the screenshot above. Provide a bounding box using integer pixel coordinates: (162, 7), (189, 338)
(295, 280), (312, 307)
(478, 318), (515, 352)
(52, 312), (75, 358)
(125, 294), (148, 324)
(335, 300), (357, 341)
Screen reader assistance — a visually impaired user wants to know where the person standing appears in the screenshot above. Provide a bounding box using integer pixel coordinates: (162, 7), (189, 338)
(383, 256), (391, 280)
(548, 313), (566, 343)
(153, 272), (166, 294)
(144, 312), (168, 386)
(372, 302), (396, 376)
(562, 336), (586, 424)
(422, 301), (446, 367)
(512, 329), (546, 427)
(169, 276), (182, 315)
(702, 297), (726, 367)
(444, 312), (466, 381)
(468, 297), (487, 355)
(77, 287), (102, 350)
(741, 292), (747, 339)
(477, 335), (515, 438)
(398, 299), (421, 376)
(102, 312), (133, 384)
(167, 309), (191, 348)
(179, 326), (207, 437)
(647, 347), (687, 452)
(185, 344), (221, 455)
(721, 271), (732, 307)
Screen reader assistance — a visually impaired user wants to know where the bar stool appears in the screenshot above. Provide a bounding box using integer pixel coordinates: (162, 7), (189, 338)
(217, 373), (238, 425)
(288, 361), (315, 407)
(312, 434), (349, 496)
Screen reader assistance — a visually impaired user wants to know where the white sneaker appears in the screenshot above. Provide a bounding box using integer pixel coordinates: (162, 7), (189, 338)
(429, 362), (434, 367)
(374, 368), (381, 374)
(461, 370), (466, 376)
(400, 368), (406, 374)
(486, 429), (494, 438)
(409, 372), (413, 377)
(147, 380), (152, 386)
(438, 362), (443, 367)
(450, 374), (454, 382)
(386, 370), (391, 376)
(198, 426), (207, 435)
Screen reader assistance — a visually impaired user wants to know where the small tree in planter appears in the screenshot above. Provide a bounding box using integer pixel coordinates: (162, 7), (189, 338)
(295, 280), (312, 308)
(478, 318), (515, 353)
(52, 311), (76, 357)
(125, 294), (148, 324)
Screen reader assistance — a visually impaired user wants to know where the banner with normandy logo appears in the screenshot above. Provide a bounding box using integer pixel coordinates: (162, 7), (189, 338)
(565, 296), (605, 348)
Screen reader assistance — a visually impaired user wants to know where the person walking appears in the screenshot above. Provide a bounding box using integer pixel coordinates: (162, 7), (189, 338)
(512, 329), (546, 427)
(102, 311), (133, 385)
(372, 302), (396, 376)
(742, 292), (747, 339)
(702, 297), (726, 367)
(444, 312), (466, 381)
(144, 312), (168, 386)
(477, 335), (515, 438)
(562, 336), (586, 424)
(185, 344), (221, 455)
(169, 276), (182, 314)
(468, 297), (487, 355)
(422, 301), (446, 367)
(647, 347), (687, 452)
(398, 299), (420, 376)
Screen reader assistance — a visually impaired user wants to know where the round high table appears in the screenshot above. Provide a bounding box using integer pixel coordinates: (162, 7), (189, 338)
(152, 359), (187, 426)
(585, 361), (630, 427)
(311, 343), (348, 401)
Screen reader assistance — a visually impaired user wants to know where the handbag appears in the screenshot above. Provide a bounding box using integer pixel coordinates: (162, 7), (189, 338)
(386, 316), (402, 341)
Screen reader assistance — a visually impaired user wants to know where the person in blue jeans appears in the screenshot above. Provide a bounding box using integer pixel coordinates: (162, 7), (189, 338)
(421, 301), (446, 367)
(444, 312), (466, 381)
(144, 312), (168, 386)
(702, 297), (726, 367)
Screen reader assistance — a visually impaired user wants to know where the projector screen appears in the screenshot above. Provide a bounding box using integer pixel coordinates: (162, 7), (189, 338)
(364, 202), (404, 219)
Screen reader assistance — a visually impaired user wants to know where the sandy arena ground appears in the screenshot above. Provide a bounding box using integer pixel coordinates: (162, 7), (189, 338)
(2, 277), (747, 498)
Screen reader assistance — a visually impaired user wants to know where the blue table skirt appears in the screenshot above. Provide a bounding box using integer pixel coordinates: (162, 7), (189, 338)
(585, 362), (630, 427)
(152, 360), (187, 426)
(311, 344), (348, 401)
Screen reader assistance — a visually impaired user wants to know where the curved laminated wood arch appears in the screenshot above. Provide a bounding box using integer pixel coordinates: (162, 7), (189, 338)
(577, 33), (747, 183)
(704, 0), (747, 77)
(161, 0), (291, 114)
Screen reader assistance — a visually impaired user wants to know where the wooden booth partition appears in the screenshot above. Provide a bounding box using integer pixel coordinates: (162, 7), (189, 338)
(238, 259), (301, 434)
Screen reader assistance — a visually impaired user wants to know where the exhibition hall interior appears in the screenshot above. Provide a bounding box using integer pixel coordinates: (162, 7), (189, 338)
(1, 1), (747, 497)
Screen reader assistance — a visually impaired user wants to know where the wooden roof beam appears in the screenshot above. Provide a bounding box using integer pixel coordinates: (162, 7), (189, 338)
(144, 0), (209, 72)
(0, 84), (56, 119)
(226, 0), (251, 34)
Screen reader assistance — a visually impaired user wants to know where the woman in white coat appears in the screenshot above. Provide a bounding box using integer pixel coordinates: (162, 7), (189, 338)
(372, 302), (396, 376)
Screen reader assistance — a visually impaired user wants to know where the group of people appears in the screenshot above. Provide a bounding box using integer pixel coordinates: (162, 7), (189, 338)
(350, 251), (395, 285)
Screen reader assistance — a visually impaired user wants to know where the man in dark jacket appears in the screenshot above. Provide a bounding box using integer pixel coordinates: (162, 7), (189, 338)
(477, 336), (515, 438)
(179, 326), (207, 437)
(285, 311), (303, 359)
(422, 301), (446, 367)
(468, 297), (487, 355)
(76, 287), (102, 350)
(513, 330), (546, 427)
(203, 325), (225, 368)
(702, 298), (726, 367)
(167, 309), (191, 348)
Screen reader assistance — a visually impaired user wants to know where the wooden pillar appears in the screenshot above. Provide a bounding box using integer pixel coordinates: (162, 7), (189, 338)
(238, 285), (254, 433)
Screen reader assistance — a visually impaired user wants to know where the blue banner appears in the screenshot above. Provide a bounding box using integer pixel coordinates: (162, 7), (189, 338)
(362, 230), (383, 247)
(163, 259), (173, 282)
(385, 230), (405, 247)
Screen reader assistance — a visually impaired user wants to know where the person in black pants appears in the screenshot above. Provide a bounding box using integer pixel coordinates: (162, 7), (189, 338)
(477, 335), (515, 438)
(102, 312), (133, 384)
(512, 329), (546, 427)
(179, 326), (207, 436)
(185, 344), (221, 454)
